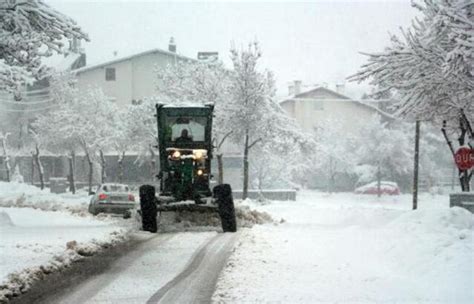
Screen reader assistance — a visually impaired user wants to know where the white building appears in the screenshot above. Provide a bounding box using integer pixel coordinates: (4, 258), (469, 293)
(280, 81), (394, 134)
(74, 42), (192, 106)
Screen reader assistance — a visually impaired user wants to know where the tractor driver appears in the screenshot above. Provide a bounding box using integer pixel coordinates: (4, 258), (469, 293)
(176, 129), (193, 143)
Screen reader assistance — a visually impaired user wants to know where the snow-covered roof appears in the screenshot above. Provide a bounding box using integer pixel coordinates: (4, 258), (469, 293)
(55, 53), (81, 72)
(162, 102), (213, 108)
(40, 52), (84, 73)
(73, 48), (195, 75)
(280, 86), (395, 121)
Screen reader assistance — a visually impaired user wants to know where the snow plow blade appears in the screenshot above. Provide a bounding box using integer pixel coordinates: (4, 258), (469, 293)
(156, 203), (218, 213)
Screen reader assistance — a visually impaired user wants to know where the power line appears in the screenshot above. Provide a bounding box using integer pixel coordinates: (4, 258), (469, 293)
(0, 99), (53, 105)
(0, 105), (56, 112)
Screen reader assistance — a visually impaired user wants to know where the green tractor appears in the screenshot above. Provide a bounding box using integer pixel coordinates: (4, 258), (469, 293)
(139, 103), (237, 233)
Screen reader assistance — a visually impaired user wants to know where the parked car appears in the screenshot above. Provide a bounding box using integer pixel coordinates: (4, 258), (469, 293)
(354, 181), (400, 195)
(88, 183), (136, 216)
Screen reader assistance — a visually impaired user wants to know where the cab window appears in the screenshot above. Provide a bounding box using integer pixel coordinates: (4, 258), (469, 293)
(165, 116), (206, 142)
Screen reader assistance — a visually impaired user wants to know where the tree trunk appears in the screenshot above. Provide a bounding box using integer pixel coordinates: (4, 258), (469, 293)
(33, 145), (44, 190)
(376, 164), (382, 198)
(217, 153), (224, 185)
(412, 120), (420, 209)
(17, 122), (23, 150)
(216, 131), (233, 186)
(85, 150), (93, 195)
(243, 132), (250, 200)
(118, 151), (125, 183)
(1, 136), (11, 182)
(459, 170), (471, 192)
(31, 155), (35, 185)
(100, 149), (107, 184)
(328, 157), (336, 193)
(68, 151), (76, 194)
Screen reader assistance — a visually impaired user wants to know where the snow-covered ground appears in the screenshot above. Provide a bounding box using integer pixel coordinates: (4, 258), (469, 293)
(0, 182), (133, 302)
(214, 191), (474, 303)
(0, 182), (91, 214)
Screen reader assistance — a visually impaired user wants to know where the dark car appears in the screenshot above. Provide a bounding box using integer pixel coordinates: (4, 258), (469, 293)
(88, 183), (136, 216)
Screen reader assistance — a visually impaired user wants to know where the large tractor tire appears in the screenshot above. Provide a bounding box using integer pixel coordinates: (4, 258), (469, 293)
(214, 184), (237, 233)
(139, 185), (158, 233)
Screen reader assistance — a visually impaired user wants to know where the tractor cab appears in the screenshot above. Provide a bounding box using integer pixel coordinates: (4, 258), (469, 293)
(156, 103), (214, 202)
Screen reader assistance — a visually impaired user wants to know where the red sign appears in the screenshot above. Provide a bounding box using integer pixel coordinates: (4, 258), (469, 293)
(454, 147), (474, 170)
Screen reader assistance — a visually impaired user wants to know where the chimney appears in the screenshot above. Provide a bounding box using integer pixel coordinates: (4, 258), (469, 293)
(288, 84), (295, 96)
(294, 80), (302, 95)
(336, 82), (345, 94)
(168, 37), (176, 53)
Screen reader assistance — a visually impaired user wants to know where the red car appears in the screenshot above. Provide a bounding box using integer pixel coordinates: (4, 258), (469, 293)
(354, 181), (400, 195)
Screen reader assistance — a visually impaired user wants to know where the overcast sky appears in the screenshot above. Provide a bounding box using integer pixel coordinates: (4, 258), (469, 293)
(48, 0), (418, 98)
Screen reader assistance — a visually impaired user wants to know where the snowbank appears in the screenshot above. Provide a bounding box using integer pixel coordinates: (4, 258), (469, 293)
(0, 211), (13, 227)
(0, 230), (128, 302)
(0, 206), (133, 303)
(0, 182), (90, 215)
(213, 191), (474, 303)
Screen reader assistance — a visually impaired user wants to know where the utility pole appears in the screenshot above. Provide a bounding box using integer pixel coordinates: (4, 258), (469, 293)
(413, 120), (421, 210)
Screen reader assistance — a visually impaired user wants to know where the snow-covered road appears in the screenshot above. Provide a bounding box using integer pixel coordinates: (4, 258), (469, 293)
(214, 192), (474, 303)
(28, 231), (237, 304)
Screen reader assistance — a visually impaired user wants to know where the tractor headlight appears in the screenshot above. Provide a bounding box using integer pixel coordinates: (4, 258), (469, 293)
(193, 149), (207, 160)
(172, 150), (181, 159)
(197, 169), (204, 176)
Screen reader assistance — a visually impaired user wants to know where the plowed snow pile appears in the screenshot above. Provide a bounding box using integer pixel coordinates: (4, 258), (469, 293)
(0, 211), (14, 227)
(0, 182), (134, 303)
(0, 182), (90, 214)
(213, 191), (474, 304)
(155, 201), (276, 233)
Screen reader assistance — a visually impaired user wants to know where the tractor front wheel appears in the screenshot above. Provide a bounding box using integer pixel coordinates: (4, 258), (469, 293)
(139, 185), (158, 233)
(214, 184), (237, 232)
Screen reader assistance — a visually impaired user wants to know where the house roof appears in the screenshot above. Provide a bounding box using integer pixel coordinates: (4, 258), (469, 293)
(280, 86), (395, 121)
(73, 48), (195, 74)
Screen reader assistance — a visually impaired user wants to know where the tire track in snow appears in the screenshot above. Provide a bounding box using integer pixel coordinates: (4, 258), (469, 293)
(16, 233), (174, 304)
(147, 232), (238, 304)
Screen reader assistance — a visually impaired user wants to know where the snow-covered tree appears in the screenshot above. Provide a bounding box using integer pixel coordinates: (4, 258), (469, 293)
(74, 88), (116, 193)
(34, 99), (79, 193)
(229, 41), (313, 198)
(126, 99), (159, 180)
(34, 75), (115, 194)
(352, 115), (412, 196)
(155, 59), (233, 184)
(110, 103), (144, 183)
(313, 119), (358, 192)
(0, 0), (88, 95)
(350, 0), (473, 191)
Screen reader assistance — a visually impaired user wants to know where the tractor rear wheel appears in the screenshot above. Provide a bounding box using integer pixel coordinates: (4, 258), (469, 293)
(139, 185), (158, 233)
(214, 184), (237, 233)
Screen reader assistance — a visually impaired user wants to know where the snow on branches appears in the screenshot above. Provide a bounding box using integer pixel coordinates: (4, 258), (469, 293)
(349, 0), (473, 124)
(0, 0), (88, 94)
(229, 41), (314, 194)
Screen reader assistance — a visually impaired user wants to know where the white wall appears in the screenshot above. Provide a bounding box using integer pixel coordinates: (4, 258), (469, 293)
(282, 88), (380, 135)
(75, 51), (181, 106)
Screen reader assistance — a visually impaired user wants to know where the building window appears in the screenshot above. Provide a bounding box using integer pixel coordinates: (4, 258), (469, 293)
(105, 68), (116, 81)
